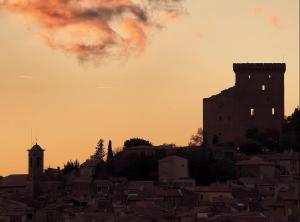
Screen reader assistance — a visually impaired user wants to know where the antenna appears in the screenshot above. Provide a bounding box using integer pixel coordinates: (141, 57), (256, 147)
(31, 128), (33, 147)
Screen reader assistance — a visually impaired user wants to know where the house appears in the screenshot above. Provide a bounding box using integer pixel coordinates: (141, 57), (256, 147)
(158, 155), (189, 182)
(264, 150), (300, 177)
(0, 198), (34, 222)
(192, 183), (233, 203)
(80, 158), (102, 178)
(0, 174), (28, 195)
(236, 156), (276, 179)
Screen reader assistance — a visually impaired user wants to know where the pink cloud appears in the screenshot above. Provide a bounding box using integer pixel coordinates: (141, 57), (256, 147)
(196, 31), (204, 40)
(253, 5), (281, 29)
(0, 0), (185, 64)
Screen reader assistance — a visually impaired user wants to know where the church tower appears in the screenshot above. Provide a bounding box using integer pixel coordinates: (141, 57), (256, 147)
(28, 143), (44, 179)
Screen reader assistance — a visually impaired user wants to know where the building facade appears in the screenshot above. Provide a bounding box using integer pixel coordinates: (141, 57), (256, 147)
(203, 63), (285, 144)
(158, 155), (189, 182)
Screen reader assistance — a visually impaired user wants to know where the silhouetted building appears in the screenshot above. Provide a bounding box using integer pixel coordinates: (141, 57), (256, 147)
(28, 143), (45, 197)
(28, 143), (44, 179)
(203, 63), (285, 144)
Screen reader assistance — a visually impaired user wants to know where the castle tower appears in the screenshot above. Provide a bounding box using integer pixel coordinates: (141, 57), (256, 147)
(233, 63), (285, 137)
(203, 63), (285, 145)
(28, 143), (44, 179)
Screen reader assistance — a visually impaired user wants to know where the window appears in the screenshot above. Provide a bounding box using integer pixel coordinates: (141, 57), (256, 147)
(268, 74), (272, 79)
(272, 107), (275, 115)
(30, 158), (33, 168)
(36, 157), (40, 168)
(250, 108), (255, 116)
(261, 84), (266, 91)
(218, 116), (222, 121)
(248, 75), (251, 79)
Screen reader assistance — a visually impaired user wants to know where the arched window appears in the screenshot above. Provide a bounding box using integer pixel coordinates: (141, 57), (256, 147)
(261, 85), (266, 91)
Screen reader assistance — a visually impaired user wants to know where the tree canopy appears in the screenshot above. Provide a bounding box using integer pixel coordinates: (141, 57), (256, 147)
(62, 160), (80, 175)
(123, 138), (153, 148)
(188, 128), (203, 146)
(281, 107), (300, 152)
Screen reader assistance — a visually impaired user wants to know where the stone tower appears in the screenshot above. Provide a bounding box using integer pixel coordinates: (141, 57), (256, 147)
(28, 143), (44, 179)
(203, 63), (285, 144)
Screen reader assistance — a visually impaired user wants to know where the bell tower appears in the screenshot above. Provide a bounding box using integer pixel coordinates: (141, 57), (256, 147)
(28, 143), (44, 179)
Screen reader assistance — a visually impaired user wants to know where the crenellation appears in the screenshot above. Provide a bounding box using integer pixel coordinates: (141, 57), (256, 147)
(233, 63), (286, 74)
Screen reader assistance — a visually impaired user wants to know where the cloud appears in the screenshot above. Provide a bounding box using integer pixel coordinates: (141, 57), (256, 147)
(19, 74), (40, 80)
(269, 15), (280, 28)
(96, 86), (113, 89)
(0, 0), (185, 64)
(253, 6), (281, 29)
(195, 31), (203, 40)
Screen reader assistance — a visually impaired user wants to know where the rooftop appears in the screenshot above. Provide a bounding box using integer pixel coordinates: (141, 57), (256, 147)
(236, 157), (274, 166)
(28, 143), (44, 152)
(0, 174), (28, 188)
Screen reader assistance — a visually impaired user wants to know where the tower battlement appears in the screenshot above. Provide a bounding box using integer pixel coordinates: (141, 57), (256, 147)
(233, 63), (286, 73)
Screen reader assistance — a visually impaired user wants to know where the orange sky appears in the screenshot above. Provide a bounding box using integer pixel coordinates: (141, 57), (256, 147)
(0, 0), (299, 176)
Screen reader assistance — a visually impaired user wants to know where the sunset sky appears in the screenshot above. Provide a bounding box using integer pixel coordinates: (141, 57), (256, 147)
(0, 0), (299, 176)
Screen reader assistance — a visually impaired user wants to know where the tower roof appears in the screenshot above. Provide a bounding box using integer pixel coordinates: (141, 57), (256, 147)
(28, 143), (44, 152)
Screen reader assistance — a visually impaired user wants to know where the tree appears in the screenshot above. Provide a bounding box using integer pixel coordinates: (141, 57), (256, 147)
(281, 107), (300, 152)
(245, 128), (280, 152)
(62, 160), (80, 175)
(94, 138), (105, 160)
(189, 128), (203, 146)
(123, 138), (152, 148)
(107, 140), (114, 162)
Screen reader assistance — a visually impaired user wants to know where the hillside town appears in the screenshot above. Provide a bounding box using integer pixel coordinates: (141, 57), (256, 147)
(0, 63), (300, 222)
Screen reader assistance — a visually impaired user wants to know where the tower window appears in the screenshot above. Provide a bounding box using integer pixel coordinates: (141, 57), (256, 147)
(248, 75), (251, 79)
(261, 84), (266, 91)
(36, 157), (40, 168)
(268, 74), (272, 79)
(272, 107), (275, 115)
(250, 108), (255, 116)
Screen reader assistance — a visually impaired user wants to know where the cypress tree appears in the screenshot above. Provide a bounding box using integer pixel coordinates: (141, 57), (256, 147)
(107, 140), (114, 162)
